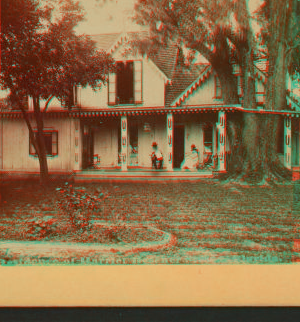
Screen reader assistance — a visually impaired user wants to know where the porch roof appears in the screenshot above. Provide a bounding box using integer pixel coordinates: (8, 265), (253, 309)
(2, 105), (300, 119)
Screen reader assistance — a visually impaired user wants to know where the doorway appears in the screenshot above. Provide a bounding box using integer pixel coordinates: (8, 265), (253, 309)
(173, 125), (185, 168)
(82, 126), (94, 169)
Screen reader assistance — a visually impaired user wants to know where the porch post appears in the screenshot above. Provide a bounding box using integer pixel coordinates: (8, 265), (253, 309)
(284, 117), (292, 170)
(74, 119), (82, 171)
(166, 113), (173, 171)
(121, 115), (128, 171)
(217, 111), (226, 172)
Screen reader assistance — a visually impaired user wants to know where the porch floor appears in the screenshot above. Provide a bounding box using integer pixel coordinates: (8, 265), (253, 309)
(74, 168), (215, 182)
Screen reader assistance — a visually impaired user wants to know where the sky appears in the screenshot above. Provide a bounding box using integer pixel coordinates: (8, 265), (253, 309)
(75, 0), (263, 36)
(75, 0), (144, 35)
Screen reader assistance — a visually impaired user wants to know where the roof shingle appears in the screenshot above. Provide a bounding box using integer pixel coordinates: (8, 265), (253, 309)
(90, 31), (178, 81)
(165, 64), (210, 107)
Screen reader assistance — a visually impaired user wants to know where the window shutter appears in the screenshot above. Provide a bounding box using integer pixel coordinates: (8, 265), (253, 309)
(134, 61), (142, 104)
(52, 131), (58, 156)
(74, 85), (78, 107)
(108, 73), (116, 105)
(215, 76), (222, 99)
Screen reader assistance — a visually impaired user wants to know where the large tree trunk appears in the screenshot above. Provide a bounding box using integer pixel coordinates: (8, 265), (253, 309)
(32, 96), (49, 184)
(219, 0), (294, 183)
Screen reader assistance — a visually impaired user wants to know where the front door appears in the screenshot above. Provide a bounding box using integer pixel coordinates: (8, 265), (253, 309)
(82, 126), (94, 169)
(173, 125), (185, 168)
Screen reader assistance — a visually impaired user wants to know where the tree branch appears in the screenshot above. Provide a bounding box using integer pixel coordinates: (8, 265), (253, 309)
(187, 40), (214, 62)
(42, 95), (54, 112)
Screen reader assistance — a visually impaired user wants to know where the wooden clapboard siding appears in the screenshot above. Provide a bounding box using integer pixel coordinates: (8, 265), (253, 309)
(183, 73), (224, 106)
(80, 49), (165, 109)
(2, 118), (74, 171)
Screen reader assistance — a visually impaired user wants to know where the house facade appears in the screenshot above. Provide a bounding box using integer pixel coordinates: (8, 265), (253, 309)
(0, 31), (299, 176)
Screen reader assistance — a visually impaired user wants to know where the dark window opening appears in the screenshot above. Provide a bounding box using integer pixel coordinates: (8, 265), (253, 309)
(108, 61), (142, 105)
(64, 85), (77, 109)
(29, 131), (58, 157)
(116, 61), (134, 104)
(204, 123), (213, 150)
(44, 133), (53, 155)
(129, 123), (138, 153)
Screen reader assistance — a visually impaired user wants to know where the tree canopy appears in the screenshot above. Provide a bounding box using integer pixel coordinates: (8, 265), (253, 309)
(134, 0), (298, 183)
(1, 0), (115, 108)
(1, 0), (115, 182)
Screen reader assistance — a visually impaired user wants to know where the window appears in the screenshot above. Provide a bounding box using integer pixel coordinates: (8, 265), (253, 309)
(63, 85), (78, 108)
(215, 76), (222, 99)
(29, 130), (58, 157)
(203, 123), (213, 151)
(255, 79), (265, 105)
(108, 61), (142, 105)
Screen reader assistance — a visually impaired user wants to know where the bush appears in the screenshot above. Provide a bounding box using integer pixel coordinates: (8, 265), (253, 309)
(26, 217), (58, 240)
(56, 183), (104, 234)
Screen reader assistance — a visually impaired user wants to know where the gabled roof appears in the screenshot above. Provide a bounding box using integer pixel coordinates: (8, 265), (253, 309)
(90, 31), (178, 82)
(149, 44), (178, 80)
(90, 33), (122, 51)
(165, 64), (212, 107)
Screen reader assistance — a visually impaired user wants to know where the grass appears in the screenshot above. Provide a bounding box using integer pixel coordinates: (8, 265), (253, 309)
(0, 178), (298, 265)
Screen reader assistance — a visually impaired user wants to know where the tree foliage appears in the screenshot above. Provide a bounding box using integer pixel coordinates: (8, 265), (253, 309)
(1, 0), (115, 182)
(134, 0), (296, 183)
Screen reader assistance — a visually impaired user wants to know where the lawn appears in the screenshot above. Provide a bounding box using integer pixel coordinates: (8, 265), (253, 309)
(0, 178), (298, 265)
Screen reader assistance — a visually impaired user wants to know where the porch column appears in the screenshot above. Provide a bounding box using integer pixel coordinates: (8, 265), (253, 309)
(217, 111), (226, 172)
(74, 119), (82, 171)
(284, 117), (292, 170)
(121, 115), (128, 171)
(166, 113), (173, 171)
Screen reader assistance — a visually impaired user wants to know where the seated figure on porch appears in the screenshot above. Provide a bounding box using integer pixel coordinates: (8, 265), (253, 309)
(181, 144), (199, 171)
(151, 142), (163, 169)
(199, 145), (213, 169)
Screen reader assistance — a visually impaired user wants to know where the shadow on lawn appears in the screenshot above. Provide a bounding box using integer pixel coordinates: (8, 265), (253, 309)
(0, 178), (298, 265)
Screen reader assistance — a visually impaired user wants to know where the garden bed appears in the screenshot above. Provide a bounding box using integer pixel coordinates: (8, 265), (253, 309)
(0, 179), (297, 264)
(0, 216), (165, 245)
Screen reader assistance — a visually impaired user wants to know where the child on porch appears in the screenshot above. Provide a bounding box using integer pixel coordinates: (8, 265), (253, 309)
(151, 142), (163, 169)
(181, 144), (199, 171)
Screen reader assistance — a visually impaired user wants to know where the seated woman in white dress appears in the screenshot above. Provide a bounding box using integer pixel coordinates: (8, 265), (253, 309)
(181, 144), (199, 171)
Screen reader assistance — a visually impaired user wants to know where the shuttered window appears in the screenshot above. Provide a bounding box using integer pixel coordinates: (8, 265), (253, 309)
(63, 85), (78, 109)
(108, 60), (142, 105)
(29, 130), (58, 157)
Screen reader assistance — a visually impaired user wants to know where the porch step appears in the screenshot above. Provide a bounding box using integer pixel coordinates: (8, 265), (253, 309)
(74, 170), (214, 182)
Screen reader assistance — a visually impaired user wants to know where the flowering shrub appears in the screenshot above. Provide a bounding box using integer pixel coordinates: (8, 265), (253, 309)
(26, 218), (58, 240)
(56, 183), (103, 234)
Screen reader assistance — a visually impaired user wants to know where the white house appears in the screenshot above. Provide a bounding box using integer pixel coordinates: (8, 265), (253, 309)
(0, 31), (299, 176)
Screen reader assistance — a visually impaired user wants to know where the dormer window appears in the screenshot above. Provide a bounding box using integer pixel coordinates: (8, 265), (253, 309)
(108, 60), (142, 105)
(63, 85), (78, 109)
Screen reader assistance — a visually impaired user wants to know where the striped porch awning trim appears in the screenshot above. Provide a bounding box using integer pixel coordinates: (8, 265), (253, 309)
(1, 105), (300, 118)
